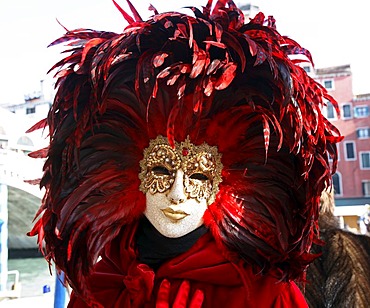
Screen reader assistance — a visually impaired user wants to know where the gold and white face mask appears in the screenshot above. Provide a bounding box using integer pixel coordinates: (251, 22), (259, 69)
(139, 135), (223, 238)
(139, 135), (223, 205)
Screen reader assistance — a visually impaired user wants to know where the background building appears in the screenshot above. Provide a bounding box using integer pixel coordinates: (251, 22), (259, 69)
(240, 1), (370, 232)
(0, 91), (49, 254)
(312, 64), (370, 231)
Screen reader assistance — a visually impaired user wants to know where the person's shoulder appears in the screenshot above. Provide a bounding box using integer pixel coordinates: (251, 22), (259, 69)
(305, 228), (370, 307)
(323, 228), (370, 256)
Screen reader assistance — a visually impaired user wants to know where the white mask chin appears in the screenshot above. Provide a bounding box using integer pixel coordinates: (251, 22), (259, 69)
(144, 169), (208, 238)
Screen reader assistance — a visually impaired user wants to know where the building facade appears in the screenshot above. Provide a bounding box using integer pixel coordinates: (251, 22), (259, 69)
(238, 0), (370, 232)
(311, 64), (370, 231)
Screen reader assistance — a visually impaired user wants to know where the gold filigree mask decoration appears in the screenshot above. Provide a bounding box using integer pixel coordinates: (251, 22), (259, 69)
(139, 135), (223, 204)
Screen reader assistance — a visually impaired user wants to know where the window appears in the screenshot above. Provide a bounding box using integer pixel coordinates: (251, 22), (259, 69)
(357, 128), (370, 139)
(344, 141), (356, 160)
(323, 79), (334, 90)
(26, 107), (36, 114)
(363, 181), (370, 196)
(328, 143), (340, 162)
(360, 152), (370, 169)
(303, 66), (311, 73)
(332, 172), (342, 195)
(342, 103), (352, 119)
(326, 102), (336, 119)
(17, 136), (34, 146)
(362, 181), (370, 196)
(240, 4), (251, 10)
(354, 105), (369, 118)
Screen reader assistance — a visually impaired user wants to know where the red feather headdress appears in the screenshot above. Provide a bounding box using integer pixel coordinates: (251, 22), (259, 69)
(29, 0), (342, 301)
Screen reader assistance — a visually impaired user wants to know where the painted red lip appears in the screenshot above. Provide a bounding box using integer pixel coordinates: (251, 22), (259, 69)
(161, 208), (189, 221)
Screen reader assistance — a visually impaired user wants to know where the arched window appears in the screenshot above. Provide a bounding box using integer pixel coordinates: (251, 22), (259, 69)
(332, 172), (342, 196)
(17, 136), (34, 146)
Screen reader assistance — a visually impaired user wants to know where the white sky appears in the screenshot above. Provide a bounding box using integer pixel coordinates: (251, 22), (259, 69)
(0, 0), (369, 105)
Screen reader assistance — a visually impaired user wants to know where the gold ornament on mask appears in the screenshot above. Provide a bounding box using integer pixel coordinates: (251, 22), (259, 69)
(139, 135), (223, 204)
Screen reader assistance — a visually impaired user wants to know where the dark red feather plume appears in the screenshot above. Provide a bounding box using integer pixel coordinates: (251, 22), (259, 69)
(28, 1), (342, 305)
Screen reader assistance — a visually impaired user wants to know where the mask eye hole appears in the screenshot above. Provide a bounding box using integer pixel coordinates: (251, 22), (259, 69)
(190, 173), (208, 181)
(151, 166), (170, 176)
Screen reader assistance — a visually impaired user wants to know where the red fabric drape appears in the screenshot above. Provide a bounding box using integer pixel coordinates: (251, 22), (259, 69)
(69, 223), (307, 307)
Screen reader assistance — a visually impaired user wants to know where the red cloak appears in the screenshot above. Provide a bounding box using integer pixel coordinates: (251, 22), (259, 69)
(69, 222), (307, 307)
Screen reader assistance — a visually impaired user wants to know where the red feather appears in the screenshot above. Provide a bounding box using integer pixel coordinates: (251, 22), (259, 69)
(28, 147), (49, 159)
(112, 0), (135, 24)
(25, 118), (48, 133)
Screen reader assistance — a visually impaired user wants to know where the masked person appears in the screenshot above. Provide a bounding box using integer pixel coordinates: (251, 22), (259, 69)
(28, 1), (342, 307)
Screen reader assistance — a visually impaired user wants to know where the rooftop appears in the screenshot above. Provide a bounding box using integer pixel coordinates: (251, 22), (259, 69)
(316, 64), (352, 77)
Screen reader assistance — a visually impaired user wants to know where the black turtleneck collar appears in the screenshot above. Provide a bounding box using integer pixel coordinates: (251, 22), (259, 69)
(136, 217), (208, 270)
